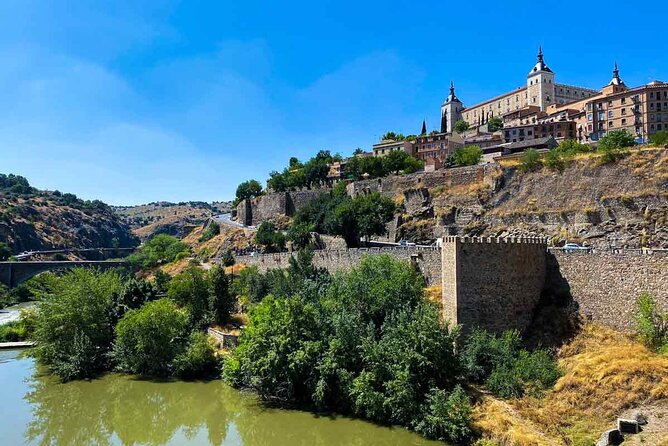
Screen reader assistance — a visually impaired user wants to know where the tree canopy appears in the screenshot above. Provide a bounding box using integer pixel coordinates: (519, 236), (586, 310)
(234, 180), (263, 205)
(452, 145), (482, 166)
(454, 120), (470, 133)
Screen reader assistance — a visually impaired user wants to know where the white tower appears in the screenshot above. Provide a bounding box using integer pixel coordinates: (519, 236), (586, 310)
(441, 81), (463, 133)
(526, 46), (555, 111)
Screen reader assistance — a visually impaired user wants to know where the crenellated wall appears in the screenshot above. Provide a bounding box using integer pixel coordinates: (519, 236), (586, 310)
(441, 236), (548, 334)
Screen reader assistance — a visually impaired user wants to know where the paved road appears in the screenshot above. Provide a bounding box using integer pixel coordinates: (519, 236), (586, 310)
(213, 213), (255, 230)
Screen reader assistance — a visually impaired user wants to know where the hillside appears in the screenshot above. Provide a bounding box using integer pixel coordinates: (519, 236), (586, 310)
(113, 201), (233, 240)
(0, 174), (137, 254)
(395, 147), (668, 248)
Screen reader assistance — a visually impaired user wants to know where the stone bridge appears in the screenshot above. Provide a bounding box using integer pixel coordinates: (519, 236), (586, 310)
(0, 261), (128, 288)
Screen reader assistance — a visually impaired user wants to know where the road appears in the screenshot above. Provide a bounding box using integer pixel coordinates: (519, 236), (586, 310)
(213, 213), (255, 230)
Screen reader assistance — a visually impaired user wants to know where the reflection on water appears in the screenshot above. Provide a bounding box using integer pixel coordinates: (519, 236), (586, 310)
(0, 354), (440, 446)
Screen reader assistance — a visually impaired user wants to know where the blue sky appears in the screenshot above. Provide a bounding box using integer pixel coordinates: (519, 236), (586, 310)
(1, 1), (666, 205)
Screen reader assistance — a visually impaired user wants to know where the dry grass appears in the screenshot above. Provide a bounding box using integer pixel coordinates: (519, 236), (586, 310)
(474, 399), (555, 446)
(474, 323), (668, 445)
(424, 285), (442, 311)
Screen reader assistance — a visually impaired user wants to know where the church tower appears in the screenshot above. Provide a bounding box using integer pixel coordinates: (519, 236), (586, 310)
(526, 46), (555, 111)
(602, 62), (628, 95)
(441, 81), (463, 133)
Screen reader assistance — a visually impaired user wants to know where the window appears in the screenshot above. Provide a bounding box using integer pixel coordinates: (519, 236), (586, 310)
(608, 111), (614, 118)
(659, 124), (663, 130)
(587, 104), (592, 111)
(621, 97), (626, 104)
(621, 108), (626, 115)
(622, 118), (627, 125)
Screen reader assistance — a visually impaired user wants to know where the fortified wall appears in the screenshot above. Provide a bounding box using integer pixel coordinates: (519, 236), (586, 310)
(441, 236), (548, 334)
(234, 247), (443, 286)
(236, 190), (328, 226)
(549, 250), (668, 331)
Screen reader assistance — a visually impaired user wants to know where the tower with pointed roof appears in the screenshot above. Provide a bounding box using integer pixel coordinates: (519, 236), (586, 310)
(526, 46), (555, 111)
(441, 81), (463, 133)
(603, 61), (628, 95)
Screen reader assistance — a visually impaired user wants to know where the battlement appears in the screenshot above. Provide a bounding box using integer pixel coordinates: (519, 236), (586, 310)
(442, 235), (549, 245)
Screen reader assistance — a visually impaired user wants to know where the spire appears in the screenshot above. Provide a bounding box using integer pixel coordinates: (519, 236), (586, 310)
(421, 119), (427, 135)
(537, 45), (543, 62)
(609, 61), (624, 86)
(444, 81), (461, 104)
(528, 45), (552, 76)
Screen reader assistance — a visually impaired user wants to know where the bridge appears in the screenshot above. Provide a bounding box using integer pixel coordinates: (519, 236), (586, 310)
(0, 261), (128, 288)
(13, 247), (135, 261)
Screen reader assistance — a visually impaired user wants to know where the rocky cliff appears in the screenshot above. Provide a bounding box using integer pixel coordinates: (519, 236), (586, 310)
(0, 175), (137, 253)
(395, 148), (668, 248)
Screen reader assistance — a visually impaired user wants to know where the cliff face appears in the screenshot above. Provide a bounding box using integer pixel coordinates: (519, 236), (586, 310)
(0, 187), (137, 254)
(394, 148), (668, 248)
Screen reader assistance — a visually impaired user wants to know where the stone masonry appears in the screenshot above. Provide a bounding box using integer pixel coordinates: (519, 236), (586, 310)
(550, 250), (668, 331)
(441, 236), (548, 334)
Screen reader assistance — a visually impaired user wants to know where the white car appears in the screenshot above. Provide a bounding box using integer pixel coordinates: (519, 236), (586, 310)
(399, 240), (416, 247)
(563, 243), (591, 253)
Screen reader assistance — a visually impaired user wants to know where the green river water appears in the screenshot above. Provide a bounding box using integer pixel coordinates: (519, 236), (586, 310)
(0, 350), (442, 446)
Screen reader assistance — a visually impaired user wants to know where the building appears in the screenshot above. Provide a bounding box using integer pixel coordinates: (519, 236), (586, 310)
(444, 47), (597, 130)
(372, 139), (415, 157)
(414, 132), (463, 162)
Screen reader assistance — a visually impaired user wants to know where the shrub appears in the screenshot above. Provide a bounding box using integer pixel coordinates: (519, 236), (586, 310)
(414, 386), (472, 443)
(544, 149), (566, 171)
(634, 293), (668, 352)
(167, 266), (211, 329)
(0, 241), (11, 261)
(109, 278), (158, 325)
(454, 120), (470, 133)
(461, 329), (522, 383)
(597, 130), (635, 164)
(173, 331), (219, 379)
(0, 320), (26, 342)
(287, 222), (315, 250)
(220, 249), (235, 267)
(452, 145), (482, 167)
(519, 149), (541, 172)
(650, 130), (668, 146)
(255, 222), (286, 252)
(113, 298), (189, 376)
(31, 268), (123, 381)
(127, 234), (189, 269)
(555, 139), (591, 156)
(199, 221), (220, 242)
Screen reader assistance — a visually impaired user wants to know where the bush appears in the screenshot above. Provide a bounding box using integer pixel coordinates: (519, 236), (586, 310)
(167, 266), (211, 329)
(255, 222), (286, 252)
(519, 149), (541, 172)
(454, 120), (470, 133)
(31, 268), (123, 381)
(452, 145), (482, 166)
(113, 298), (189, 376)
(634, 293), (668, 352)
(414, 386), (472, 443)
(127, 234), (189, 269)
(544, 149), (566, 171)
(287, 222), (315, 250)
(173, 331), (219, 379)
(224, 255), (465, 441)
(0, 241), (11, 261)
(650, 130), (668, 146)
(597, 130), (635, 164)
(199, 221), (220, 242)
(220, 249), (235, 267)
(0, 320), (26, 342)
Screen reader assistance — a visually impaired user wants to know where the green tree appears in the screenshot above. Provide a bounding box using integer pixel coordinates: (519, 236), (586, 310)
(287, 222), (315, 250)
(381, 150), (422, 175)
(487, 116), (504, 132)
(555, 139), (591, 156)
(452, 145), (482, 166)
(234, 180), (263, 205)
(167, 266), (211, 329)
(598, 129), (636, 151)
(255, 222), (286, 252)
(109, 278), (158, 325)
(328, 193), (395, 247)
(199, 221), (220, 242)
(519, 148), (542, 172)
(0, 242), (11, 261)
(154, 270), (171, 293)
(31, 268), (123, 381)
(113, 298), (189, 377)
(208, 265), (235, 325)
(454, 120), (470, 133)
(220, 249), (235, 267)
(650, 130), (668, 146)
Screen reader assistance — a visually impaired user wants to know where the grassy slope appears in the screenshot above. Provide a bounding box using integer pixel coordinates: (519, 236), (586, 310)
(474, 323), (668, 445)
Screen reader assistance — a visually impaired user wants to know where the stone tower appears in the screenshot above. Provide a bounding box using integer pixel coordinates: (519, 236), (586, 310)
(602, 61), (628, 95)
(441, 81), (463, 133)
(526, 46), (555, 111)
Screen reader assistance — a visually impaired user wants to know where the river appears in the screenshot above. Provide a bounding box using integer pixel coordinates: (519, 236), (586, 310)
(0, 302), (34, 325)
(0, 350), (442, 446)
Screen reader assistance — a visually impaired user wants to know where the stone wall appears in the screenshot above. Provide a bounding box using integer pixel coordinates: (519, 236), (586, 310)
(441, 236), (548, 334)
(550, 250), (668, 331)
(234, 247), (443, 286)
(346, 164), (497, 199)
(236, 189), (329, 226)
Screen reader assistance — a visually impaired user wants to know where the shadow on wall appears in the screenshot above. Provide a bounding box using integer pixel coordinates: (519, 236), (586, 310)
(524, 252), (581, 349)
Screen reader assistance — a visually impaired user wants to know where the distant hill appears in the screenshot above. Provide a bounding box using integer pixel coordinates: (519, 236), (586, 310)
(0, 174), (138, 254)
(113, 200), (233, 240)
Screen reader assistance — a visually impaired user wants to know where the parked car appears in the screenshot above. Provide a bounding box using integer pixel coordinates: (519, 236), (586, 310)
(563, 243), (591, 253)
(399, 240), (416, 247)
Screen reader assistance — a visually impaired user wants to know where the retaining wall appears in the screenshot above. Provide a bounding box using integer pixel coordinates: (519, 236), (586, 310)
(550, 250), (668, 331)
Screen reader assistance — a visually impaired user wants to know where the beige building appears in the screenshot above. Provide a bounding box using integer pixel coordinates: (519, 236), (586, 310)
(372, 139), (415, 157)
(451, 48), (597, 129)
(414, 132), (463, 162)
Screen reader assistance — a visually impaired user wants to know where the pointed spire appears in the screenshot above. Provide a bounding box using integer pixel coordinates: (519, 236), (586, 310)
(444, 80), (461, 104)
(421, 119), (427, 135)
(609, 61), (624, 86)
(537, 45), (544, 62)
